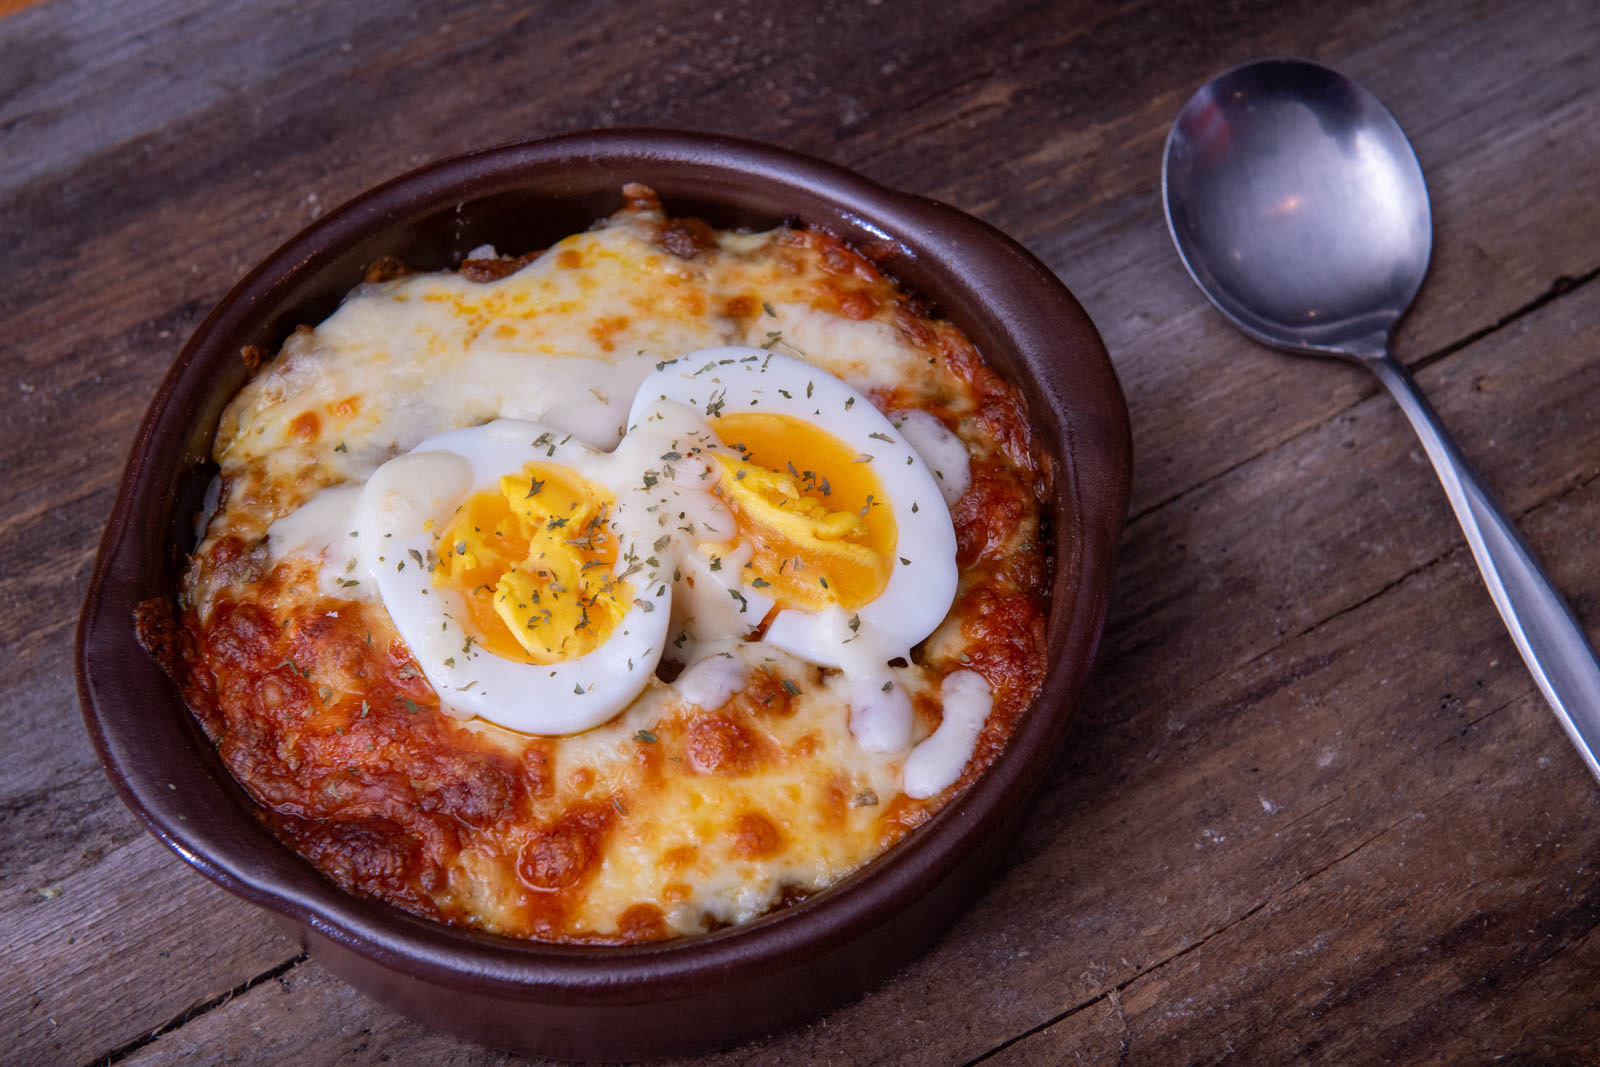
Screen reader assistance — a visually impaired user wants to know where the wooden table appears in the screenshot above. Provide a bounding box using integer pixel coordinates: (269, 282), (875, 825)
(6, 0), (1598, 1062)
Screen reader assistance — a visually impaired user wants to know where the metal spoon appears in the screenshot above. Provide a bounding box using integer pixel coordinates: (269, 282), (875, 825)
(1162, 57), (1600, 780)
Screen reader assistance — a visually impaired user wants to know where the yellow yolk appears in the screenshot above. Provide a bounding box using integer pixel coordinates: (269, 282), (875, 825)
(434, 462), (630, 664)
(708, 412), (895, 611)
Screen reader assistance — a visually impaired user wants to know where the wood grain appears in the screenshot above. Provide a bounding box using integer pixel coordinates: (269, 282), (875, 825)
(5, 837), (297, 1065)
(4, 0), (1599, 1063)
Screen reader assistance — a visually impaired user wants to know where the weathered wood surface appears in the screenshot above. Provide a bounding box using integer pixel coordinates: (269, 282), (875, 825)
(3, 0), (1597, 1063)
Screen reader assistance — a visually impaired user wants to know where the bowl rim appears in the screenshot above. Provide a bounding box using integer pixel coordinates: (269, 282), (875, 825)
(75, 128), (1131, 999)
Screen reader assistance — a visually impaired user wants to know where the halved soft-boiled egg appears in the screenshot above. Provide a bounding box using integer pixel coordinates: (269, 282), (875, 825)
(354, 419), (669, 734)
(628, 349), (959, 699)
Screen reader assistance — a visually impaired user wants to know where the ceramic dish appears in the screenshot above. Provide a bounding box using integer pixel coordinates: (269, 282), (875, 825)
(76, 129), (1130, 1059)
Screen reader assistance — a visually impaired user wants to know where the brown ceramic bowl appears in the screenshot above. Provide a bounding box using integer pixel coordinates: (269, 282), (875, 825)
(76, 130), (1130, 1060)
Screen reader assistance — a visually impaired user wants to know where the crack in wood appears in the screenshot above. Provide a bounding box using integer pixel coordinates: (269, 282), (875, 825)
(0, 469), (118, 543)
(1276, 791), (1347, 835)
(0, 764), (106, 817)
(972, 691), (1599, 1064)
(1123, 264), (1600, 529)
(1515, 911), (1600, 985)
(1410, 264), (1600, 375)
(1283, 460), (1600, 653)
(1288, 559), (1434, 647)
(1431, 692), (1523, 752)
(960, 892), (1270, 1065)
(961, 801), (1450, 1065)
(82, 951), (309, 1067)
(1533, 463), (1600, 515)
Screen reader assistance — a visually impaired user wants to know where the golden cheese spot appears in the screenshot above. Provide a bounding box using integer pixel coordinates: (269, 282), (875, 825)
(663, 845), (698, 869)
(839, 291), (878, 321)
(516, 801), (613, 892)
(558, 249), (584, 269)
(722, 294), (757, 320)
(288, 410), (320, 441)
(685, 714), (760, 776)
(327, 395), (361, 420)
(588, 315), (631, 352)
(522, 741), (555, 798)
(617, 903), (669, 941)
(729, 811), (784, 860)
(739, 669), (794, 718)
(821, 776), (851, 827)
(633, 737), (663, 781)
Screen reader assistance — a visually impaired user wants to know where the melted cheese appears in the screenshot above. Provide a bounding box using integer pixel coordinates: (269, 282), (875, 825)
(213, 220), (938, 534)
(183, 190), (1041, 942)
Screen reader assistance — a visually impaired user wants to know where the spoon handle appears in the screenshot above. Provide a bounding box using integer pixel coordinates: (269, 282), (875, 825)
(1368, 354), (1600, 780)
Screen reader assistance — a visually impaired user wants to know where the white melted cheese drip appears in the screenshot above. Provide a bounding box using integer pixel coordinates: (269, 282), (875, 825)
(892, 409), (971, 508)
(903, 669), (993, 798)
(265, 485), (371, 599)
(673, 646), (750, 711)
(758, 604), (913, 752)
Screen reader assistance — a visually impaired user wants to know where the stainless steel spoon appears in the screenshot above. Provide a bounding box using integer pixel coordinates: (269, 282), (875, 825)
(1162, 57), (1600, 780)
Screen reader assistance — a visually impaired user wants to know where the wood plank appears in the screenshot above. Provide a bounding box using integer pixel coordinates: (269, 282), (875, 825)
(994, 692), (1600, 1062)
(116, 959), (515, 1067)
(1099, 272), (1600, 743)
(4, 0), (1599, 1061)
(3, 834), (299, 1065)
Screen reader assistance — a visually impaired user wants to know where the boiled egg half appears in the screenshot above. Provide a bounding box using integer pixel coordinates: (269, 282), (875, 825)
(628, 349), (959, 748)
(355, 419), (670, 734)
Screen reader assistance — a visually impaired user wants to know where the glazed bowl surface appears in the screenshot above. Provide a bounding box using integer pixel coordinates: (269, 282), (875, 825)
(76, 129), (1130, 1060)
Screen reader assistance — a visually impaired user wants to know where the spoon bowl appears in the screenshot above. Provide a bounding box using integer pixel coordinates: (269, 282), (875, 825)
(1163, 58), (1600, 780)
(1164, 58), (1432, 358)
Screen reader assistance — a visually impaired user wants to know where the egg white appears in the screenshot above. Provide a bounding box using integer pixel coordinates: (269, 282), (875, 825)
(627, 348), (959, 673)
(354, 419), (670, 734)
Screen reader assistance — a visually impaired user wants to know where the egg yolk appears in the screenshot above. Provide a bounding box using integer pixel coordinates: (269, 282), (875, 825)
(434, 462), (631, 664)
(709, 412), (895, 612)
